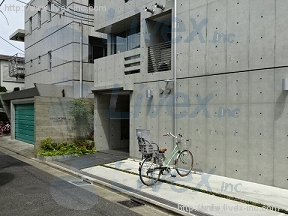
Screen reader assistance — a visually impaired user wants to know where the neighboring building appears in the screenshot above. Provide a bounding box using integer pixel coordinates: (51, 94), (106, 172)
(92, 0), (288, 190)
(1, 0), (105, 146)
(0, 54), (25, 92)
(24, 0), (106, 98)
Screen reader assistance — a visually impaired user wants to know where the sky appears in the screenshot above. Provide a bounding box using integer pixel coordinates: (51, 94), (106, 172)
(0, 0), (29, 56)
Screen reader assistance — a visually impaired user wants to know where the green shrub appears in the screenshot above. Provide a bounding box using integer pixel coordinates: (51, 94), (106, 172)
(0, 86), (7, 92)
(38, 138), (96, 156)
(69, 99), (93, 139)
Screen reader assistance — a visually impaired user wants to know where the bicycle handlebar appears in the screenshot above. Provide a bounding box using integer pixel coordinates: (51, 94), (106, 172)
(163, 132), (180, 139)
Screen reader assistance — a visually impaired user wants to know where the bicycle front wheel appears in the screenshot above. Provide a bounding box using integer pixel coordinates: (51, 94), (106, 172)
(139, 156), (161, 186)
(175, 150), (193, 177)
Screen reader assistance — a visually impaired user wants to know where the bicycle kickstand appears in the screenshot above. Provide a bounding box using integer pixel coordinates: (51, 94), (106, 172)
(165, 167), (176, 178)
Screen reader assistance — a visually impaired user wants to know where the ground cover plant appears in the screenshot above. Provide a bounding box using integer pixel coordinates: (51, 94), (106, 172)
(38, 137), (96, 156)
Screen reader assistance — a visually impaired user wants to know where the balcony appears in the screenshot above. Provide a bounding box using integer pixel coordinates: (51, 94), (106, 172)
(95, 48), (142, 87)
(9, 53), (25, 79)
(148, 41), (171, 73)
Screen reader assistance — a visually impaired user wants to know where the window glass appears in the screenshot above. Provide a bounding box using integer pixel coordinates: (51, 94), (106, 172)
(127, 31), (140, 50)
(47, 3), (51, 21)
(61, 0), (67, 6)
(115, 31), (127, 53)
(114, 26), (140, 54)
(38, 11), (41, 28)
(88, 36), (107, 62)
(48, 51), (52, 69)
(89, 0), (94, 8)
(29, 17), (32, 34)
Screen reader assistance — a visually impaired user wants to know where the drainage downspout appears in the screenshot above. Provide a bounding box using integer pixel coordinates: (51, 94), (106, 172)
(80, 20), (83, 98)
(173, 0), (177, 138)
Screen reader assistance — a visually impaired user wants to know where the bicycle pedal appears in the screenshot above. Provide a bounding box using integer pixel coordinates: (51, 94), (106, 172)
(171, 174), (176, 178)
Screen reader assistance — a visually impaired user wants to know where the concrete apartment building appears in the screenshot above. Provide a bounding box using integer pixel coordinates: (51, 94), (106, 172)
(1, 0), (287, 190)
(1, 0), (105, 145)
(92, 0), (288, 190)
(24, 0), (106, 98)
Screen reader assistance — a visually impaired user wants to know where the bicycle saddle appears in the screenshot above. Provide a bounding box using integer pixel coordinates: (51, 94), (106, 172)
(159, 148), (167, 153)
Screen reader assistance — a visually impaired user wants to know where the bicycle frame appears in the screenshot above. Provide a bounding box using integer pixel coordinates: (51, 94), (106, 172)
(162, 142), (181, 167)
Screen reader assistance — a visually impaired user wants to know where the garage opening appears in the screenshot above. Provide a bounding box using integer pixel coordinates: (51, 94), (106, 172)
(15, 104), (34, 144)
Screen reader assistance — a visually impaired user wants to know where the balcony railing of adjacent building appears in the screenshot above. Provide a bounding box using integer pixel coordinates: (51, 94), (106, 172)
(148, 41), (171, 73)
(9, 53), (25, 79)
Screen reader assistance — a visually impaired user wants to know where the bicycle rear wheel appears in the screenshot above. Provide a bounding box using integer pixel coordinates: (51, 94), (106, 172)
(139, 156), (161, 186)
(175, 150), (193, 177)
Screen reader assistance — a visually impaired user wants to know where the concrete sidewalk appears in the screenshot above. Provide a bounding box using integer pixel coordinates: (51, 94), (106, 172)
(0, 136), (287, 216)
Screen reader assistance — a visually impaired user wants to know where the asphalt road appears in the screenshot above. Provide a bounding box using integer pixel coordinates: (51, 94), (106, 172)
(0, 151), (142, 216)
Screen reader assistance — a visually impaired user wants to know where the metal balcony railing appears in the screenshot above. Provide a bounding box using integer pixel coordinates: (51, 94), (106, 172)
(9, 53), (25, 79)
(148, 41), (171, 73)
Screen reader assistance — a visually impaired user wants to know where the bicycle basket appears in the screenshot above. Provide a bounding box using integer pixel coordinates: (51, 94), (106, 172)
(178, 140), (190, 151)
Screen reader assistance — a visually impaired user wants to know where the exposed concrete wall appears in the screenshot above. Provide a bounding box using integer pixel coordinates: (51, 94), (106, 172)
(94, 94), (110, 151)
(34, 96), (93, 152)
(93, 0), (288, 189)
(130, 70), (288, 189)
(173, 0), (288, 189)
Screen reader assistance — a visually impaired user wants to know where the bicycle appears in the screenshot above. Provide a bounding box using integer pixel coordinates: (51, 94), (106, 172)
(0, 121), (10, 137)
(137, 130), (194, 186)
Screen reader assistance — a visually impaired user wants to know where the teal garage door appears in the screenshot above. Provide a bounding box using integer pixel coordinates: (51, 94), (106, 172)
(15, 104), (34, 144)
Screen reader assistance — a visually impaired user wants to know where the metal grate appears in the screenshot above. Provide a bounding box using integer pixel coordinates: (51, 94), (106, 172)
(118, 198), (145, 208)
(148, 41), (171, 73)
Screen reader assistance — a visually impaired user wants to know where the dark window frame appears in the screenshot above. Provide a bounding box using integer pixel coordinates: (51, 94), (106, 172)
(88, 36), (107, 63)
(38, 11), (41, 28)
(89, 0), (94, 8)
(48, 51), (52, 70)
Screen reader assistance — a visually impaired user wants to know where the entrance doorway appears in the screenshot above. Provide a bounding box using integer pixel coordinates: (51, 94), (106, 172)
(95, 91), (130, 153)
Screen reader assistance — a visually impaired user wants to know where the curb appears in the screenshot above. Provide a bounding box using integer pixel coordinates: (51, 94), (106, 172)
(0, 144), (188, 216)
(2, 141), (287, 215)
(36, 154), (78, 162)
(39, 159), (188, 216)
